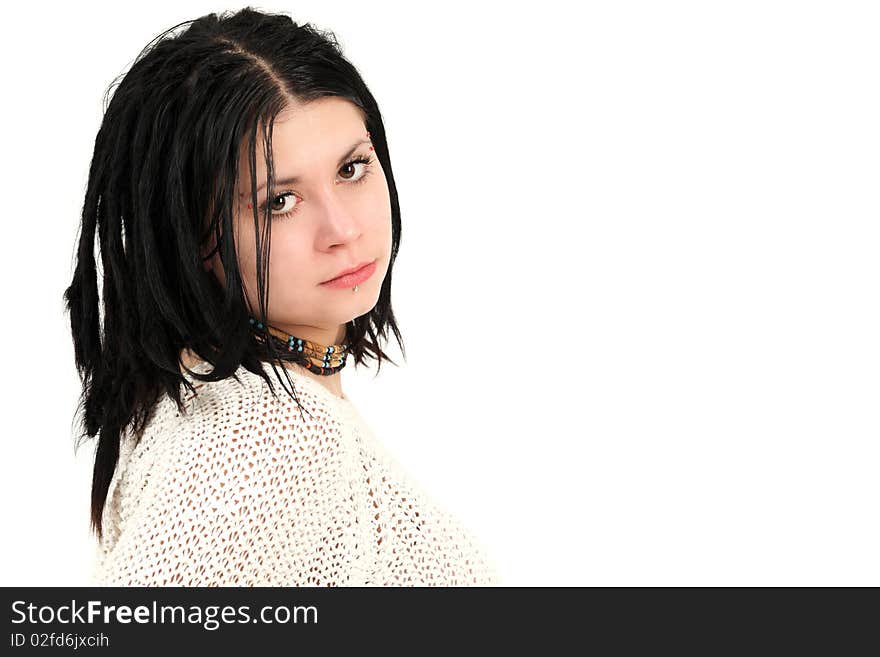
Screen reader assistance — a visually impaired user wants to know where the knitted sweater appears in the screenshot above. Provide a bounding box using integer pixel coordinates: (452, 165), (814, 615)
(92, 360), (501, 586)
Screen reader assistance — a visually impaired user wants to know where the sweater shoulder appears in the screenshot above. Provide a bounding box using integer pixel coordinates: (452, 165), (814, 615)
(178, 360), (348, 437)
(96, 361), (363, 586)
(168, 361), (351, 471)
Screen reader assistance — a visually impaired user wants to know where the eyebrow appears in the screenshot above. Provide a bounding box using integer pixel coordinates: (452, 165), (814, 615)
(252, 139), (372, 195)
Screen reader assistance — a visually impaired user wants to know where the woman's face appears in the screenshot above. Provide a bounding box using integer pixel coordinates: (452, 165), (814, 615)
(207, 96), (393, 345)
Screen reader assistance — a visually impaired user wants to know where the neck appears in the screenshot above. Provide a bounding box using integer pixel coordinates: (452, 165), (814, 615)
(269, 322), (347, 346)
(180, 347), (346, 399)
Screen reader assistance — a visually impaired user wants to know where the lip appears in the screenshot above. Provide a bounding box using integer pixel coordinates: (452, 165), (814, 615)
(320, 259), (377, 288)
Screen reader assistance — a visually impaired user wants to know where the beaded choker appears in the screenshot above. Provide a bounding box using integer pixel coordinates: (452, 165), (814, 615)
(249, 317), (350, 375)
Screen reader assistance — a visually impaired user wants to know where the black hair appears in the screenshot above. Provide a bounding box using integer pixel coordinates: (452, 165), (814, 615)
(63, 7), (405, 541)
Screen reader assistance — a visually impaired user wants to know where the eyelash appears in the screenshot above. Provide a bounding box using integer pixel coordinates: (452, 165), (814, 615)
(260, 154), (375, 220)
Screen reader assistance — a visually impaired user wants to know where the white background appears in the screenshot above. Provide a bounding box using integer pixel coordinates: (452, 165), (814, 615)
(1, 0), (878, 586)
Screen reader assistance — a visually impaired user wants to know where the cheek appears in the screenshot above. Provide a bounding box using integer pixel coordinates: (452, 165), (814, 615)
(365, 177), (392, 230)
(231, 219), (259, 277)
(265, 235), (312, 289)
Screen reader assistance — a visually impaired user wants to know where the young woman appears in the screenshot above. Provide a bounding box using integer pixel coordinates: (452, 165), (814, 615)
(64, 8), (500, 587)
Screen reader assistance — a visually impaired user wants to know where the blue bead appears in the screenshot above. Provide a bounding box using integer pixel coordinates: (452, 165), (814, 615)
(329, 346), (334, 353)
(298, 345), (303, 352)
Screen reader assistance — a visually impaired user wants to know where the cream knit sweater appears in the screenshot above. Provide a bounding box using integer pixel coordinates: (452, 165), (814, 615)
(92, 360), (501, 586)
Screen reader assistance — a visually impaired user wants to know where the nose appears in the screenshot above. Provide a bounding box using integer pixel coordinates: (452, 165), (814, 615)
(313, 184), (362, 249)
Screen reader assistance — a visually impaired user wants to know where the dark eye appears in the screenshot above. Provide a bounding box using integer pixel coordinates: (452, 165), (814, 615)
(339, 157), (372, 182)
(268, 192), (296, 214)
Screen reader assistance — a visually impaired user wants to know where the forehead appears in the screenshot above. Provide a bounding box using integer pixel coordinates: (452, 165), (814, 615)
(238, 97), (367, 167)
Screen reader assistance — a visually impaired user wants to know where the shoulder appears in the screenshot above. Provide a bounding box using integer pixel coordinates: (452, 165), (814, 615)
(96, 361), (362, 585)
(170, 360), (351, 482)
(182, 360), (339, 428)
